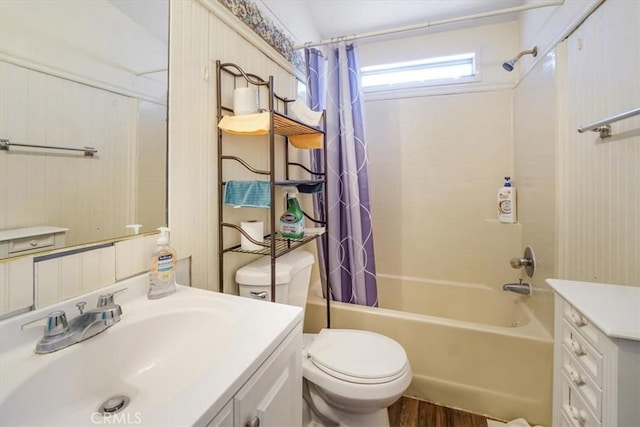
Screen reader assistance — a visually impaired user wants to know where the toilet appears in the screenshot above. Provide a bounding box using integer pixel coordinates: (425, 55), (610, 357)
(236, 250), (412, 427)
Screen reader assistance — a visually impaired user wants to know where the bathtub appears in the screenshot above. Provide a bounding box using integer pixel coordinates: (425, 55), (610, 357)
(304, 274), (554, 426)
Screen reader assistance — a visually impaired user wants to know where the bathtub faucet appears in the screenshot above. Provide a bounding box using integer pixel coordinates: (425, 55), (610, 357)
(503, 279), (532, 295)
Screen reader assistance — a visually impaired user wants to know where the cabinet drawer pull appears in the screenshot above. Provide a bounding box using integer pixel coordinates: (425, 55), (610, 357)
(250, 291), (268, 299)
(568, 406), (587, 425)
(570, 311), (587, 327)
(570, 339), (586, 356)
(246, 416), (260, 427)
(568, 367), (585, 386)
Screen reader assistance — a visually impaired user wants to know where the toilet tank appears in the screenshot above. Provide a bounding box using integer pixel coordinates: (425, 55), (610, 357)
(236, 250), (315, 308)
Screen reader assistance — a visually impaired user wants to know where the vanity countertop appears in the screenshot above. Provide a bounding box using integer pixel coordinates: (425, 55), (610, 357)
(546, 278), (640, 341)
(0, 275), (303, 426)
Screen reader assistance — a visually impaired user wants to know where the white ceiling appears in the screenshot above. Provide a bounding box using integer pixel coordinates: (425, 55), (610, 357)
(259, 0), (526, 46)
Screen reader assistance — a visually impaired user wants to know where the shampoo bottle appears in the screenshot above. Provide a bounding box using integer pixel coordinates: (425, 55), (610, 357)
(497, 177), (517, 223)
(148, 227), (177, 299)
(280, 188), (305, 239)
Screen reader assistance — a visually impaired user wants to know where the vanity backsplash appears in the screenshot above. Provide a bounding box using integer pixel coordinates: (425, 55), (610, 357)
(0, 234), (191, 319)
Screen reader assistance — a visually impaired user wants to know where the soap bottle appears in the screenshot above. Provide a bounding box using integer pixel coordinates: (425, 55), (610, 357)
(280, 188), (305, 239)
(148, 227), (177, 299)
(497, 177), (517, 223)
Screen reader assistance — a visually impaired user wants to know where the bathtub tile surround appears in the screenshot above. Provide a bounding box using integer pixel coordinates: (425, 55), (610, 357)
(366, 88), (521, 290)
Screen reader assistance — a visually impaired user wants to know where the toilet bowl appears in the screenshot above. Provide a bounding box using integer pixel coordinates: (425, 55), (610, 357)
(236, 251), (412, 426)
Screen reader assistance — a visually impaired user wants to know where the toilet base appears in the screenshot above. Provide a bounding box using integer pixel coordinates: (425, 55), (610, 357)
(304, 380), (391, 427)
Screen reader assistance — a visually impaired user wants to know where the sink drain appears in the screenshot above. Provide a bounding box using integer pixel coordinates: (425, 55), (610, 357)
(97, 395), (130, 415)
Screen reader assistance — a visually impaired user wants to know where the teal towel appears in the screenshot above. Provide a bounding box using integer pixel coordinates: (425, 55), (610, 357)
(224, 181), (271, 208)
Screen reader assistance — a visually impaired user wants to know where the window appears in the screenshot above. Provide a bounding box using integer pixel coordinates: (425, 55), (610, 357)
(361, 53), (477, 90)
(296, 79), (307, 102)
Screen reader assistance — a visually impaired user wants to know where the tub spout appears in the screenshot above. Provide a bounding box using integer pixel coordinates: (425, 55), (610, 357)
(503, 279), (532, 295)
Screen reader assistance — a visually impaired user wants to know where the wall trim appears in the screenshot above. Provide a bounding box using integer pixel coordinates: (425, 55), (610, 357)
(0, 54), (167, 105)
(364, 82), (514, 102)
(197, 0), (304, 81)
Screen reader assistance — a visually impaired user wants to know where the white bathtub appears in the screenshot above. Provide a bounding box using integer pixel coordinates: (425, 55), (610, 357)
(304, 274), (553, 426)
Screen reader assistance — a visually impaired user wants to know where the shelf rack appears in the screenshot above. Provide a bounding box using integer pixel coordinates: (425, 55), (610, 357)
(216, 60), (330, 325)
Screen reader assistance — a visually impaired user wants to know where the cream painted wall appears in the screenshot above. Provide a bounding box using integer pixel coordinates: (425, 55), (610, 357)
(135, 101), (168, 233)
(0, 62), (135, 248)
(555, 0), (640, 285)
(169, 0), (304, 292)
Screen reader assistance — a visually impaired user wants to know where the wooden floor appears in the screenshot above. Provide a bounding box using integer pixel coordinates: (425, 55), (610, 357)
(388, 396), (491, 427)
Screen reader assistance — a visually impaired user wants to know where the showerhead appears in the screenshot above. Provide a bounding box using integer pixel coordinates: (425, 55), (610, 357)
(502, 60), (516, 72)
(502, 46), (538, 72)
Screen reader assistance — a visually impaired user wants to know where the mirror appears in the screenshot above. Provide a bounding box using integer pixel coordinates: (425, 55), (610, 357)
(0, 0), (168, 259)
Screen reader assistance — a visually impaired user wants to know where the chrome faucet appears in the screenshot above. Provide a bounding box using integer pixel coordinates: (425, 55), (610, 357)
(503, 279), (532, 295)
(24, 290), (125, 354)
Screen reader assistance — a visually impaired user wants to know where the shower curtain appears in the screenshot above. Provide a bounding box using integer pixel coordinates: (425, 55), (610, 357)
(305, 43), (378, 307)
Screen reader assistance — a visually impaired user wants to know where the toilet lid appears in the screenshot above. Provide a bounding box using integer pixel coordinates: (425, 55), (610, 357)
(305, 329), (408, 384)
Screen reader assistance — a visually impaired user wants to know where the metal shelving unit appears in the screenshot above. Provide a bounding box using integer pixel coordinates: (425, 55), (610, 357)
(216, 60), (330, 325)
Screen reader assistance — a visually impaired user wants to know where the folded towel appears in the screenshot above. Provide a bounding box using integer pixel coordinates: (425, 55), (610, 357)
(289, 134), (323, 149)
(275, 180), (323, 194)
(504, 418), (544, 427)
(224, 181), (271, 208)
(218, 112), (270, 135)
(294, 182), (323, 194)
(289, 99), (323, 127)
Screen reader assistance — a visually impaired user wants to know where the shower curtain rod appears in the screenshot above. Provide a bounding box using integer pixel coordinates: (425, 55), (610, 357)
(293, 0), (564, 50)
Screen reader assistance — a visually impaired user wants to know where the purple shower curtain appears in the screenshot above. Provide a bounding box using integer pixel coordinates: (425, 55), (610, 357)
(305, 43), (378, 307)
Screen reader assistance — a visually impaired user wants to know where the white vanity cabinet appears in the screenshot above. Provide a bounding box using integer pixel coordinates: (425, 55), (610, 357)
(207, 322), (303, 427)
(547, 279), (640, 427)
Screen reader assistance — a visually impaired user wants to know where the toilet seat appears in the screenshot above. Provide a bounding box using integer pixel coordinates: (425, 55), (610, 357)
(304, 329), (409, 384)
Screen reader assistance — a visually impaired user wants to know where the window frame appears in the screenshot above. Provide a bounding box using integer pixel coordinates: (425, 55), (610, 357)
(360, 51), (481, 93)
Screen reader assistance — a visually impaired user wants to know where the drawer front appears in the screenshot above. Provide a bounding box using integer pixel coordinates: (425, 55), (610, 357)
(562, 300), (606, 352)
(562, 320), (603, 386)
(8, 234), (54, 254)
(561, 355), (602, 421)
(562, 381), (602, 427)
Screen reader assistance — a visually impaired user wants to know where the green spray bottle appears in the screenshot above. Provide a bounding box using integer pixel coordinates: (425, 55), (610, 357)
(279, 187), (305, 239)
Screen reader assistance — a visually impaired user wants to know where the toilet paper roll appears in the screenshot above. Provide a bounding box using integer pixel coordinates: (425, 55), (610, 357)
(233, 87), (258, 115)
(240, 220), (264, 251)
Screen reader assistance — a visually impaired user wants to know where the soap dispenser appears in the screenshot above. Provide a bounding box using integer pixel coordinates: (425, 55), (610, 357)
(148, 227), (177, 299)
(497, 177), (517, 223)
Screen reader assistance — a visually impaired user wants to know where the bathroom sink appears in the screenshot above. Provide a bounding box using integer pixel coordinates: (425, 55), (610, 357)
(0, 276), (303, 426)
